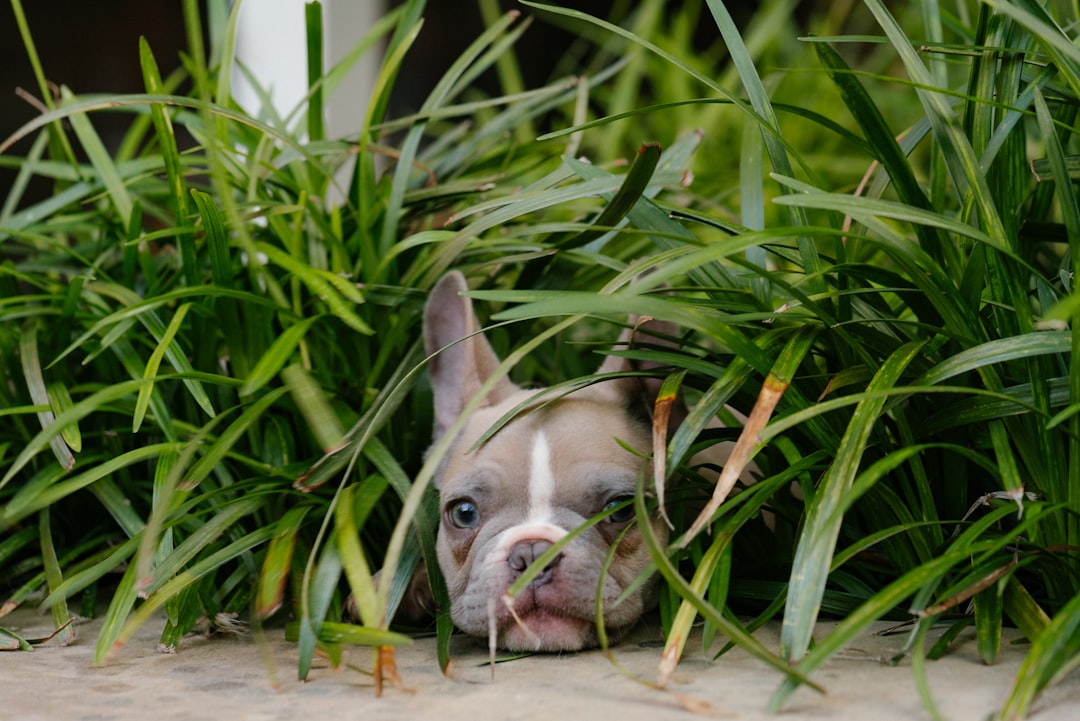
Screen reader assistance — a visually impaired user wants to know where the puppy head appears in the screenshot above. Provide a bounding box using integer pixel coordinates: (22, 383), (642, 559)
(423, 271), (675, 652)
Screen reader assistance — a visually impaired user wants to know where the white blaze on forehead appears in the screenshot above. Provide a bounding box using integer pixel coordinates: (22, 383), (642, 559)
(527, 431), (555, 523)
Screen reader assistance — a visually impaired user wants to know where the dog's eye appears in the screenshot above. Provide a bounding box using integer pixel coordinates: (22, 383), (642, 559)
(446, 499), (481, 529)
(603, 496), (635, 524)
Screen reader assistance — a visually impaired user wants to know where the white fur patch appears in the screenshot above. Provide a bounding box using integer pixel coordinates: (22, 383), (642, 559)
(527, 431), (555, 523)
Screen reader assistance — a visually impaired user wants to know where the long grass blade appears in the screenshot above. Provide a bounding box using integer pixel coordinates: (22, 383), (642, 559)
(140, 37), (198, 285)
(256, 506), (310, 619)
(18, 322), (75, 471)
(60, 87), (134, 229)
(781, 341), (925, 663)
(133, 302), (192, 433)
(38, 509), (75, 644)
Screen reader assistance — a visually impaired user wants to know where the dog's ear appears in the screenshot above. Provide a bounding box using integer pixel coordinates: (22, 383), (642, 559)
(424, 271), (520, 442)
(584, 316), (688, 429)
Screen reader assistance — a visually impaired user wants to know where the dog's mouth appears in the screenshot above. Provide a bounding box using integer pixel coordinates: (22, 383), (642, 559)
(491, 590), (596, 653)
(498, 608), (594, 652)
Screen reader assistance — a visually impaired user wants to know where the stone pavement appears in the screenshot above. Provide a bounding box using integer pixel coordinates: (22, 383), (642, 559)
(3, 607), (1079, 721)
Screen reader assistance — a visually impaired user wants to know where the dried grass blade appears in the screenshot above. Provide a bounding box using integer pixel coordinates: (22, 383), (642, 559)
(676, 326), (816, 548)
(652, 370), (684, 529)
(256, 506), (310, 619)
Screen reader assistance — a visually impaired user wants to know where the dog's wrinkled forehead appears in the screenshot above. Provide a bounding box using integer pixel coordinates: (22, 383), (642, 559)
(438, 391), (653, 498)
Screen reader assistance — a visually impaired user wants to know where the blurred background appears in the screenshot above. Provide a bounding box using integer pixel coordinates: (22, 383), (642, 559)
(0, 0), (773, 208)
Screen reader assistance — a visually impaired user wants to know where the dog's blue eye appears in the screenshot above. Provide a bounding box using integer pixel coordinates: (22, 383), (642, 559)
(604, 496), (635, 524)
(447, 500), (481, 529)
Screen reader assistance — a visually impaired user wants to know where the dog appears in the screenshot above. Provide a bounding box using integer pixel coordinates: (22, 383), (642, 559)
(370, 271), (761, 652)
(406, 270), (688, 653)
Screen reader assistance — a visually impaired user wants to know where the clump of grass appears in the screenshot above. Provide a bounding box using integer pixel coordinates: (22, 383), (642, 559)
(0, 0), (619, 670)
(509, 1), (1080, 717)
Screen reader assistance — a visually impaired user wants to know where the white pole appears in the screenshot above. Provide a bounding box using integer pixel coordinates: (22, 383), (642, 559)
(233, 0), (383, 138)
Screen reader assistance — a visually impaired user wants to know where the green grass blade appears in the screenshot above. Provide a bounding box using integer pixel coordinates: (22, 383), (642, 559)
(703, 0), (821, 290)
(257, 243), (373, 336)
(133, 302), (192, 433)
(285, 620), (412, 647)
(93, 555), (141, 663)
(0, 379), (148, 491)
(771, 545), (979, 711)
(282, 364), (345, 453)
(88, 283), (217, 419)
(139, 36), (197, 286)
(917, 332), (1070, 386)
(634, 469), (824, 693)
(980, 0), (1080, 94)
(811, 40), (944, 255)
(7, 0), (77, 166)
(781, 341), (925, 663)
(180, 387), (289, 491)
(90, 477), (149, 538)
(113, 525), (276, 654)
(240, 317), (320, 397)
(305, 1), (325, 142)
(38, 536), (140, 612)
(137, 495), (264, 596)
(38, 508), (75, 644)
(558, 142), (662, 250)
(1002, 575), (1051, 644)
(45, 381), (80, 454)
(297, 536), (343, 681)
(974, 580), (1004, 665)
(997, 579), (1080, 720)
(377, 9), (524, 261)
(60, 86), (134, 229)
(334, 484), (381, 629)
(910, 619), (948, 721)
(1032, 84), (1080, 559)
(18, 321), (75, 471)
(861, 0), (1011, 253)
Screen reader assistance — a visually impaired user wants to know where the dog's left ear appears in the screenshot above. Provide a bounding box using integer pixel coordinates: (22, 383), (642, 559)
(581, 317), (688, 429)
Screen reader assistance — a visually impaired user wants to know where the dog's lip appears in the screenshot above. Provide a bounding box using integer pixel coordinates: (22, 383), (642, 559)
(497, 588), (592, 625)
(512, 606), (590, 626)
(499, 608), (593, 649)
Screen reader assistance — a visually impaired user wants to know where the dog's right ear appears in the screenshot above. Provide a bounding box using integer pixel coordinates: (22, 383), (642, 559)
(424, 271), (520, 442)
(582, 316), (689, 432)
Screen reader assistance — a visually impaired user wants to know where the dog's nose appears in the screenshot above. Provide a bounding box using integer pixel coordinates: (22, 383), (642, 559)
(507, 540), (562, 584)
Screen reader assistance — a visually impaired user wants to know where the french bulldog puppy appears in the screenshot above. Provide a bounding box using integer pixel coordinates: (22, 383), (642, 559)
(418, 271), (675, 652)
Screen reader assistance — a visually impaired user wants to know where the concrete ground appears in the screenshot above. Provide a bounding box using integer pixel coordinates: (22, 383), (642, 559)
(3, 606), (1079, 721)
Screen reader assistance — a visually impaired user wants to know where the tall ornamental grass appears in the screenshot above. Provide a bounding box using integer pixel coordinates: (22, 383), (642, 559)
(1, 1), (1078, 718)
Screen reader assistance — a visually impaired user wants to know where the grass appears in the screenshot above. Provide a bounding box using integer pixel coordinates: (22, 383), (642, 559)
(2, 0), (1079, 718)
